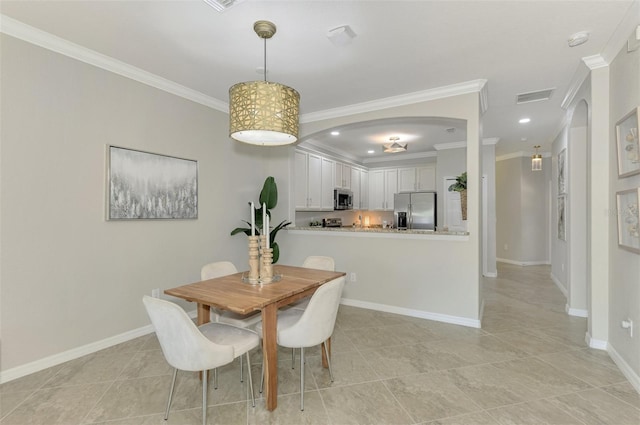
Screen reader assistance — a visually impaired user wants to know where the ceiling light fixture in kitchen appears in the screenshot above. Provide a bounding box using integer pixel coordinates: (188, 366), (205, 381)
(229, 21), (300, 146)
(383, 137), (407, 153)
(532, 145), (542, 171)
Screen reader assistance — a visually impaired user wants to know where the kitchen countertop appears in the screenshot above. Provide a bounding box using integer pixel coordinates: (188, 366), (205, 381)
(290, 226), (469, 236)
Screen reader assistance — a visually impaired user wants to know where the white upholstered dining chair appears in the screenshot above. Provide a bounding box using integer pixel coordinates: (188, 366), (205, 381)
(290, 256), (336, 311)
(201, 261), (262, 385)
(142, 295), (259, 425)
(256, 276), (345, 410)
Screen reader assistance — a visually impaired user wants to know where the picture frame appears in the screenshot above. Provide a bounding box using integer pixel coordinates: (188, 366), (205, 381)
(558, 148), (566, 194)
(557, 195), (566, 241)
(615, 107), (640, 178)
(107, 146), (198, 220)
(616, 188), (640, 254)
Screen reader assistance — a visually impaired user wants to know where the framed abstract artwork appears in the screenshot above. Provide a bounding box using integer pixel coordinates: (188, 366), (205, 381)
(107, 146), (198, 220)
(616, 188), (640, 254)
(615, 107), (640, 178)
(558, 148), (566, 194)
(557, 195), (566, 241)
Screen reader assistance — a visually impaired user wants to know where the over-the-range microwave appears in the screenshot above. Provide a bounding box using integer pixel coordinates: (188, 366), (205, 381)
(334, 189), (353, 210)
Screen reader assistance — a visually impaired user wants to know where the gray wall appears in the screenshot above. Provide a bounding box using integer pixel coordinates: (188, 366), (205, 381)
(608, 30), (640, 381)
(496, 156), (550, 264)
(0, 35), (287, 372)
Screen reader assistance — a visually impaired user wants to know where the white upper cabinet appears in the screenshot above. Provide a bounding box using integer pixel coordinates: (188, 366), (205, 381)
(360, 170), (369, 210)
(335, 162), (352, 189)
(398, 165), (436, 192)
(368, 169), (397, 211)
(351, 167), (361, 209)
(295, 151), (333, 211)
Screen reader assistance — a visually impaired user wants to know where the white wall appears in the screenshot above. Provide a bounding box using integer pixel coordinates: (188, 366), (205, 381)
(551, 127), (569, 294)
(608, 29), (640, 383)
(0, 35), (288, 375)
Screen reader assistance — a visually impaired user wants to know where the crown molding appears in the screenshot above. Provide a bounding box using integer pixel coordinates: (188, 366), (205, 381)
(433, 141), (467, 151)
(479, 80), (489, 116)
(0, 15), (229, 112)
(583, 54), (608, 70)
(300, 79), (488, 124)
(483, 137), (500, 146)
(299, 140), (362, 163)
(362, 151), (437, 164)
(496, 151), (551, 161)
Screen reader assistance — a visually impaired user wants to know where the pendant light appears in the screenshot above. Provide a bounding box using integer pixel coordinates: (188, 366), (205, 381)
(383, 137), (408, 153)
(532, 145), (542, 171)
(229, 21), (300, 146)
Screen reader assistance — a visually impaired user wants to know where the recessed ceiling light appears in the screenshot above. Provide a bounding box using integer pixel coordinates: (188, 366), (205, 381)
(367, 150), (375, 154)
(519, 118), (531, 124)
(330, 131), (340, 136)
(521, 137), (528, 142)
(568, 32), (589, 47)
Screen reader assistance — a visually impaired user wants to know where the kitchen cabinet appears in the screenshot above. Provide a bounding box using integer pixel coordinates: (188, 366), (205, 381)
(335, 162), (351, 189)
(351, 167), (361, 209)
(294, 151), (326, 211)
(398, 165), (436, 192)
(321, 158), (335, 210)
(360, 170), (369, 209)
(368, 169), (397, 210)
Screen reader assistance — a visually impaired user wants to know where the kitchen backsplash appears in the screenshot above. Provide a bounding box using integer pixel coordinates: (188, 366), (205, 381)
(295, 210), (394, 228)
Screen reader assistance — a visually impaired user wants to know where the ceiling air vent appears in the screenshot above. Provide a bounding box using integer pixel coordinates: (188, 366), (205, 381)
(516, 88), (555, 104)
(203, 0), (245, 12)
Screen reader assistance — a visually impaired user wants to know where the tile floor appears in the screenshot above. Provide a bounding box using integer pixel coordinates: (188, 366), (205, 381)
(2, 263), (639, 424)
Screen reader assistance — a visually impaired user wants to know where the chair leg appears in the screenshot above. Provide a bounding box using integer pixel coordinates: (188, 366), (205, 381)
(323, 340), (335, 382)
(240, 355), (244, 382)
(165, 368), (178, 420)
(202, 369), (208, 425)
(292, 347), (295, 369)
(245, 352), (255, 407)
(213, 367), (218, 389)
(300, 347), (305, 411)
(259, 359), (264, 394)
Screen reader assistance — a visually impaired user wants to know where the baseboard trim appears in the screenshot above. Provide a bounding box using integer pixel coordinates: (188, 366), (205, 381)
(608, 345), (640, 393)
(565, 304), (589, 318)
(550, 272), (568, 298)
(0, 309), (198, 384)
(585, 332), (608, 350)
(340, 298), (481, 328)
(483, 272), (498, 278)
(496, 258), (550, 266)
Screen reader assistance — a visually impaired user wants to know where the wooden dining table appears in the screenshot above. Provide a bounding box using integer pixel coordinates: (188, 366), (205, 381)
(164, 264), (345, 411)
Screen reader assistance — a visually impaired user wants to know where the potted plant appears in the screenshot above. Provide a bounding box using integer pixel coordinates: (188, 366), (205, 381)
(448, 171), (467, 220)
(231, 176), (291, 263)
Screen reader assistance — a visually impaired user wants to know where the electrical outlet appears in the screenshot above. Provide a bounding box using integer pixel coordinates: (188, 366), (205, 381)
(622, 319), (634, 337)
(350, 272), (357, 282)
(152, 288), (160, 298)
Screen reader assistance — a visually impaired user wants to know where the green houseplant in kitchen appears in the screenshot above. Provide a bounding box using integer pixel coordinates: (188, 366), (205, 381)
(231, 176), (291, 263)
(448, 171), (467, 220)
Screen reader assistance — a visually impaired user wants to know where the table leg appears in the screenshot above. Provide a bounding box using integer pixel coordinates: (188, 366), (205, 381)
(321, 337), (332, 368)
(197, 303), (210, 326)
(262, 304), (278, 411)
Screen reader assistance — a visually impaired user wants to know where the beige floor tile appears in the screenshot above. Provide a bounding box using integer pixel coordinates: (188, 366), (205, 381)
(426, 335), (530, 366)
(248, 391), (329, 425)
(250, 355), (318, 396)
(424, 411), (498, 424)
(600, 382), (640, 409)
(99, 335), (154, 355)
(538, 348), (628, 387)
(492, 329), (577, 355)
(489, 357), (591, 399)
(117, 349), (173, 380)
(526, 324), (588, 349)
(362, 343), (466, 379)
(335, 306), (387, 330)
(320, 381), (413, 425)
(87, 402), (248, 425)
(0, 365), (63, 393)
(411, 319), (488, 341)
(309, 350), (378, 388)
(1, 382), (110, 425)
(548, 388), (640, 425)
(0, 391), (32, 420)
(384, 372), (483, 423)
(43, 351), (136, 388)
(486, 399), (585, 424)
(342, 325), (408, 350)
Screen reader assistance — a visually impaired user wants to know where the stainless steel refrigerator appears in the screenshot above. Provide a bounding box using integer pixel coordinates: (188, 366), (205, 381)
(394, 191), (437, 230)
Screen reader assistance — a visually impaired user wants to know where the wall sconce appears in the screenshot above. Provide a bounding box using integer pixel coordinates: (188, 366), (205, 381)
(532, 145), (542, 171)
